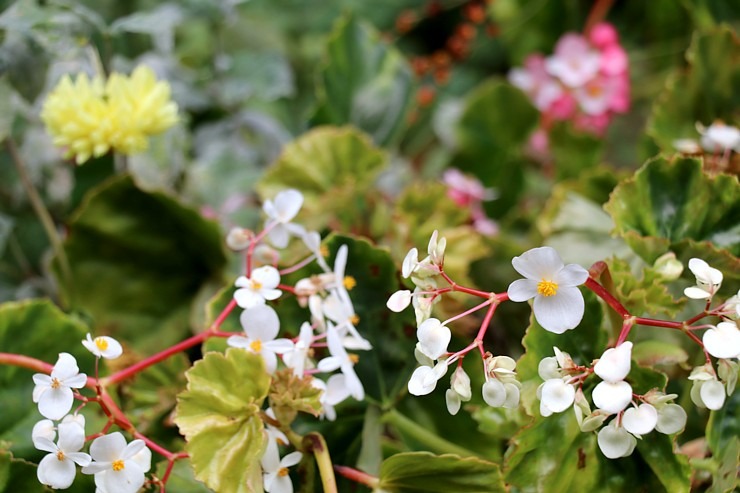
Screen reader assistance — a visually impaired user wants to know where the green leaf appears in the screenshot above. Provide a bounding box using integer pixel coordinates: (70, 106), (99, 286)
(608, 256), (686, 318)
(257, 126), (387, 234)
(548, 123), (604, 181)
(707, 436), (739, 493)
(175, 349), (270, 493)
(377, 452), (505, 493)
(604, 156), (740, 285)
(647, 27), (740, 151)
(706, 384), (739, 459)
(0, 448), (45, 493)
(155, 458), (214, 493)
(635, 433), (691, 493)
(313, 15), (414, 146)
(56, 175), (227, 352)
(631, 341), (689, 367)
(0, 300), (93, 458)
(452, 81), (539, 217)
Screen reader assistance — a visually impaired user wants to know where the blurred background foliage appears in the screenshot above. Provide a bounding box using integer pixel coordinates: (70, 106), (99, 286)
(0, 0), (738, 491)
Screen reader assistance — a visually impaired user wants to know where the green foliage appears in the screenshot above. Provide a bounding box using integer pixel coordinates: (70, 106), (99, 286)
(0, 300), (93, 457)
(155, 459), (214, 493)
(313, 14), (415, 146)
(608, 256), (685, 317)
(175, 349), (270, 493)
(648, 26), (740, 151)
(377, 452), (506, 493)
(268, 369), (323, 424)
(548, 123), (605, 181)
(57, 175), (227, 352)
(0, 447), (45, 493)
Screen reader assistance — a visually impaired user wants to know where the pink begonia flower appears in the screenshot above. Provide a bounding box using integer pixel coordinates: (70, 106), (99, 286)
(588, 22), (619, 49)
(599, 44), (628, 76)
(509, 54), (563, 111)
(442, 168), (496, 207)
(574, 75), (618, 116)
(545, 33), (602, 88)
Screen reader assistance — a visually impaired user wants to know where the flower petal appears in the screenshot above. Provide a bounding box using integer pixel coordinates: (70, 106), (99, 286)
(554, 263), (589, 287)
(540, 379), (575, 413)
(598, 424), (636, 459)
(703, 322), (740, 359)
(38, 387), (74, 420)
(655, 404), (687, 435)
(482, 379), (506, 407)
(532, 286), (584, 333)
(507, 279), (538, 302)
(593, 342), (632, 382)
(241, 305), (280, 341)
(592, 380), (633, 414)
(38, 453), (77, 489)
(511, 246), (564, 280)
(622, 403), (658, 436)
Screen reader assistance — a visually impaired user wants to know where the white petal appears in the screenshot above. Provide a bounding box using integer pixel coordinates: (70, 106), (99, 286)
(502, 383), (521, 408)
(451, 367), (472, 401)
(594, 342), (633, 382)
(655, 404), (687, 434)
(408, 366), (439, 396)
(38, 453), (77, 489)
(511, 247), (564, 280)
(272, 189), (303, 223)
(89, 432), (127, 462)
(598, 424), (636, 459)
(538, 357), (560, 380)
(688, 258), (722, 285)
(532, 286), (584, 333)
(32, 419), (56, 446)
(102, 460), (145, 493)
(58, 419), (86, 452)
(703, 322), (740, 359)
(507, 279), (538, 302)
(234, 288), (265, 309)
(280, 451), (303, 468)
(554, 263), (589, 287)
(317, 356), (342, 373)
(684, 286), (712, 299)
(387, 290), (412, 312)
(592, 380), (633, 414)
(264, 339), (294, 355)
(38, 387), (74, 420)
(482, 379), (506, 407)
(700, 379), (726, 410)
(622, 403), (658, 436)
(417, 319), (450, 360)
(324, 374), (351, 406)
(402, 248), (419, 278)
(52, 353), (80, 380)
(445, 389), (461, 415)
(540, 379), (575, 413)
(252, 266), (281, 289)
(267, 225), (290, 248)
(261, 351), (279, 374)
(241, 305), (281, 341)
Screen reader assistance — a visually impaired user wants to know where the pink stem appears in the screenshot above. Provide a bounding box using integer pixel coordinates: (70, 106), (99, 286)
(334, 465), (378, 488)
(584, 277), (630, 318)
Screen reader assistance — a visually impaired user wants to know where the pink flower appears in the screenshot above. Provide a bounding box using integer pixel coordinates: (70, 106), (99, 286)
(599, 45), (628, 76)
(545, 34), (601, 88)
(508, 55), (563, 111)
(588, 22), (619, 49)
(442, 169), (496, 207)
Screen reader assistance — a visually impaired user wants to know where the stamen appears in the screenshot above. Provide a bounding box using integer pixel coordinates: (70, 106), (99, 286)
(250, 340), (262, 352)
(50, 378), (61, 389)
(95, 337), (109, 351)
(56, 451), (65, 461)
(349, 354), (360, 364)
(349, 314), (360, 325)
(537, 280), (558, 297)
(278, 467), (290, 477)
(112, 459), (125, 471)
(343, 276), (357, 290)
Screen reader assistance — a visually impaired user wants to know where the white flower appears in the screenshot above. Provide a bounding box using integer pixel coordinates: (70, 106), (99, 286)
(33, 353), (87, 420)
(655, 404), (687, 434)
(597, 420), (637, 459)
(622, 403), (658, 436)
(317, 325), (364, 400)
(703, 321), (740, 359)
(225, 227), (253, 251)
(415, 318), (451, 361)
(592, 380), (633, 414)
(507, 246), (589, 333)
(234, 266), (283, 309)
(538, 379), (576, 416)
(32, 419), (57, 446)
(402, 248), (419, 279)
(408, 361), (448, 396)
(82, 334), (123, 360)
(35, 415), (91, 489)
(445, 367), (472, 415)
(690, 377), (726, 410)
(684, 258), (723, 300)
(227, 305), (293, 373)
(593, 342), (632, 383)
(387, 290), (412, 312)
(263, 189), (306, 248)
(312, 374), (351, 421)
(282, 322), (314, 377)
(427, 230), (446, 266)
(673, 138), (702, 154)
(261, 441), (302, 493)
(698, 122), (740, 153)
(482, 356), (521, 409)
(321, 292), (371, 350)
(81, 433), (151, 493)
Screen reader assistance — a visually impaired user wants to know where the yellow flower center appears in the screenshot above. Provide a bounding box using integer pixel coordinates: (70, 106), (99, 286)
(50, 378), (61, 389)
(56, 451), (66, 461)
(278, 467), (290, 477)
(343, 276), (357, 290)
(319, 245), (329, 257)
(251, 280), (263, 291)
(112, 459), (125, 472)
(537, 280), (558, 297)
(95, 337), (109, 351)
(349, 314), (360, 325)
(349, 354), (360, 364)
(250, 340), (262, 352)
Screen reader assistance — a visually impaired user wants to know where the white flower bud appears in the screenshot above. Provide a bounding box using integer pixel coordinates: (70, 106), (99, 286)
(226, 227), (253, 250)
(594, 342), (632, 382)
(592, 380), (633, 414)
(540, 379), (576, 414)
(598, 422), (637, 459)
(387, 290), (412, 312)
(655, 404), (687, 435)
(703, 321), (740, 360)
(622, 403), (658, 436)
(652, 252), (683, 280)
(482, 379), (506, 407)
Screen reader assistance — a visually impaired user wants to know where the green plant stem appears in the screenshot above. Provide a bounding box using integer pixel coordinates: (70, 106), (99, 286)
(303, 433), (338, 493)
(383, 408), (478, 458)
(5, 137), (72, 286)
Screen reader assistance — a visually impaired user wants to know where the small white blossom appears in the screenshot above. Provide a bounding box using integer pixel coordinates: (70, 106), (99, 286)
(312, 375), (351, 421)
(35, 415), (91, 489)
(415, 318), (451, 361)
(702, 321), (740, 360)
(82, 334), (123, 360)
(594, 342), (632, 383)
(81, 433), (151, 493)
(225, 227), (253, 251)
(655, 404), (688, 435)
(507, 246), (589, 333)
(698, 122), (740, 153)
(263, 189), (306, 248)
(33, 353), (87, 420)
(234, 266), (283, 309)
(261, 441), (302, 493)
(684, 258), (723, 300)
(445, 367), (472, 415)
(597, 420), (637, 459)
(622, 403), (658, 436)
(227, 305), (293, 373)
(387, 290), (412, 312)
(538, 379), (576, 416)
(317, 325), (364, 400)
(408, 360), (448, 396)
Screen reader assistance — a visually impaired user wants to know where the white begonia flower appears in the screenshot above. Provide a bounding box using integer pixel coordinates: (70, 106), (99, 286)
(234, 266), (283, 309)
(408, 360), (448, 396)
(698, 122), (740, 153)
(538, 379), (576, 416)
(673, 138), (702, 154)
(655, 404), (688, 435)
(445, 367), (472, 415)
(592, 380), (633, 414)
(483, 356), (521, 408)
(227, 305), (293, 374)
(402, 248), (419, 278)
(282, 322), (314, 377)
(33, 353), (87, 420)
(321, 292), (371, 351)
(81, 432), (151, 493)
(312, 374), (351, 421)
(387, 290), (412, 312)
(702, 321), (740, 360)
(32, 419), (57, 446)
(622, 403), (658, 436)
(507, 246), (589, 334)
(225, 227), (253, 251)
(261, 440), (302, 493)
(415, 318), (451, 361)
(690, 377), (726, 410)
(35, 414), (91, 489)
(82, 334), (123, 360)
(427, 230), (447, 266)
(684, 258), (723, 300)
(317, 325), (365, 400)
(597, 420), (637, 459)
(263, 189), (306, 248)
(594, 342), (633, 383)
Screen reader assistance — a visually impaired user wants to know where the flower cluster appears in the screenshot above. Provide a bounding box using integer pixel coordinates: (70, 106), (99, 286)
(226, 189), (373, 492)
(41, 66), (178, 164)
(674, 121), (740, 156)
(508, 22), (629, 157)
(31, 336), (152, 492)
(441, 168), (499, 237)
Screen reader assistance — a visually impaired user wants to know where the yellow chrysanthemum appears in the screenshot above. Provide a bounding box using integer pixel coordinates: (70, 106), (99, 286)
(41, 66), (178, 164)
